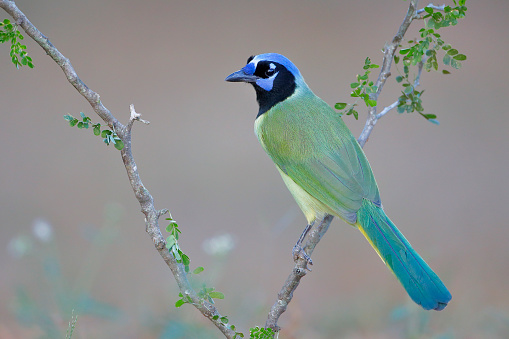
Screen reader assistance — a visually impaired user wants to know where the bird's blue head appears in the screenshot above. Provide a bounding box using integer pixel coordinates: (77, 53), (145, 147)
(225, 53), (308, 117)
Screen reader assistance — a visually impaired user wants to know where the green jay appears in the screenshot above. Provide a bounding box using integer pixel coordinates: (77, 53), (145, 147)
(225, 53), (451, 311)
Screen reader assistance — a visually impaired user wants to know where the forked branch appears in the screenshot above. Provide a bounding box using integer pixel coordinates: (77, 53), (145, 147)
(0, 0), (237, 337)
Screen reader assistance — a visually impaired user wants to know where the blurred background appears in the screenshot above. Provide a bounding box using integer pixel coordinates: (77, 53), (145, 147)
(1, 0), (508, 338)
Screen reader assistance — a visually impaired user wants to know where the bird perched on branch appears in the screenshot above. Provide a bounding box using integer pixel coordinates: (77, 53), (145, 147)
(225, 53), (451, 311)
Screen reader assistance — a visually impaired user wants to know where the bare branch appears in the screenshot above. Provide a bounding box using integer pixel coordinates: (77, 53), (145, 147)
(129, 104), (150, 125)
(0, 1), (238, 337)
(376, 100), (399, 120)
(266, 215), (333, 332)
(357, 0), (420, 148)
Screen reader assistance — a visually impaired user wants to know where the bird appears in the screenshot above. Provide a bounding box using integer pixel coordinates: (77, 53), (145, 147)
(225, 53), (452, 311)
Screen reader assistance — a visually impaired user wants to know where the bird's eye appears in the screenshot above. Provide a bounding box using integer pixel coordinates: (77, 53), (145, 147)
(264, 63), (277, 77)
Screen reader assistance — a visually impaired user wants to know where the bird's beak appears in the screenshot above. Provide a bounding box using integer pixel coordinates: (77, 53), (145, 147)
(225, 69), (258, 83)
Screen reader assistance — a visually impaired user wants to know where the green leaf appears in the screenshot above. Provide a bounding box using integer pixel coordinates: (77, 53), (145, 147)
(403, 85), (413, 94)
(63, 114), (74, 121)
(212, 315), (219, 320)
(395, 75), (403, 83)
(453, 54), (466, 61)
(93, 125), (101, 136)
(220, 316), (229, 324)
(350, 109), (358, 120)
(442, 69), (451, 74)
(350, 88), (361, 97)
(443, 53), (451, 66)
(366, 99), (377, 107)
(80, 112), (86, 119)
(172, 247), (182, 261)
(166, 236), (176, 249)
(175, 299), (186, 308)
(426, 17), (437, 29)
(101, 129), (112, 138)
(394, 55), (400, 64)
(209, 291), (225, 300)
(181, 253), (190, 266)
(421, 113), (437, 120)
(70, 118), (78, 127)
(432, 12), (443, 21)
(446, 48), (459, 56)
(450, 58), (462, 69)
(193, 267), (204, 274)
(350, 82), (360, 88)
(114, 139), (124, 150)
(424, 7), (434, 14)
(77, 121), (84, 129)
(166, 223), (174, 233)
(334, 102), (347, 110)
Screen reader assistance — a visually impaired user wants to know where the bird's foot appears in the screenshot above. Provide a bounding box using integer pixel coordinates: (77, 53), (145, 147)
(292, 244), (313, 271)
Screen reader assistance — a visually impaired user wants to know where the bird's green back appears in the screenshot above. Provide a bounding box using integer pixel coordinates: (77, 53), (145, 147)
(255, 88), (380, 224)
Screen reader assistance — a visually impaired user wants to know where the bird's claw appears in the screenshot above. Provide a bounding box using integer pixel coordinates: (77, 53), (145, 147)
(292, 244), (313, 270)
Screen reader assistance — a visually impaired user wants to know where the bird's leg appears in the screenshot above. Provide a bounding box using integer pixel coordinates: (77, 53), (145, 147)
(292, 220), (315, 269)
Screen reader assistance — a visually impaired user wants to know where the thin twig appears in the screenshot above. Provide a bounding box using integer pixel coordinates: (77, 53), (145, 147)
(376, 100), (399, 120)
(266, 215), (333, 331)
(357, 0), (420, 148)
(376, 58), (426, 120)
(0, 1), (238, 337)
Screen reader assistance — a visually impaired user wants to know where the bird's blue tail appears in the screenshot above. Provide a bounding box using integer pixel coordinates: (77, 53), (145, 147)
(356, 199), (451, 310)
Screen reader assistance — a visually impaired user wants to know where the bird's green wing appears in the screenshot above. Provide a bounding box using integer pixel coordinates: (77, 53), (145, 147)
(259, 95), (380, 224)
(280, 134), (380, 223)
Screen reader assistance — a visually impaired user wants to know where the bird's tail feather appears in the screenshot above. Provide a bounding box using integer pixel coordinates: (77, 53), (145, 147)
(356, 199), (451, 311)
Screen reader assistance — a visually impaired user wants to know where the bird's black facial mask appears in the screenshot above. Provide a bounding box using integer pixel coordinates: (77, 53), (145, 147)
(250, 61), (296, 117)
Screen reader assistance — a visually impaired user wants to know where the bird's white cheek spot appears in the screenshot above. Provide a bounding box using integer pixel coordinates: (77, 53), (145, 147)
(256, 71), (279, 91)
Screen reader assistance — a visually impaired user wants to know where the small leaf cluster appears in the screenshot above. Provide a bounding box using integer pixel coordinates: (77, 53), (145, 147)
(250, 326), (275, 339)
(392, 1), (467, 123)
(175, 284), (224, 308)
(395, 67), (438, 124)
(399, 1), (467, 72)
(63, 113), (124, 150)
(0, 19), (33, 68)
(165, 216), (191, 272)
(423, 0), (467, 30)
(335, 57), (379, 120)
(199, 286), (225, 304)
